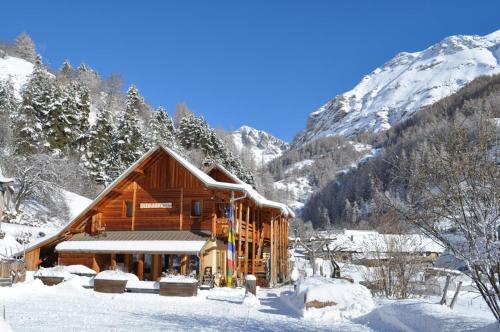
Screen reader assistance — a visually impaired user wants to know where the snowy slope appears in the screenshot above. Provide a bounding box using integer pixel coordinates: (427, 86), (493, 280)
(0, 55), (34, 94)
(231, 126), (289, 165)
(294, 30), (500, 145)
(0, 191), (92, 257)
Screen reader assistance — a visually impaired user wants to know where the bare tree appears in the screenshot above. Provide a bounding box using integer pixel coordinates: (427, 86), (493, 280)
(385, 115), (500, 319)
(362, 234), (427, 299)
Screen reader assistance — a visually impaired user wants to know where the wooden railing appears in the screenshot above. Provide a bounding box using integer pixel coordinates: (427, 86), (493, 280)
(215, 219), (255, 239)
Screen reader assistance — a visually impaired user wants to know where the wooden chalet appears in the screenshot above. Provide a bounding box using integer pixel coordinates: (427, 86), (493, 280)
(21, 145), (294, 286)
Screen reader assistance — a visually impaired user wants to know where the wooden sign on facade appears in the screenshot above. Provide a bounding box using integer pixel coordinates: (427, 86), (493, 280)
(140, 202), (173, 209)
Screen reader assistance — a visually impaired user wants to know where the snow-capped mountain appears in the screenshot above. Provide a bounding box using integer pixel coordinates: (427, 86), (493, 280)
(0, 55), (34, 95)
(293, 30), (500, 146)
(231, 125), (289, 165)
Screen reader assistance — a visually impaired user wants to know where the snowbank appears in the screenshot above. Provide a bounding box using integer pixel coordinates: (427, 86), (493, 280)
(34, 266), (72, 280)
(0, 320), (13, 332)
(160, 275), (198, 283)
(61, 264), (96, 275)
(286, 277), (374, 321)
(242, 292), (260, 306)
(95, 270), (139, 281)
(34, 265), (96, 280)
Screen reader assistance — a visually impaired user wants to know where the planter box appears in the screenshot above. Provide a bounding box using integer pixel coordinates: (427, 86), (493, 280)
(94, 279), (127, 294)
(36, 276), (65, 286)
(159, 281), (197, 297)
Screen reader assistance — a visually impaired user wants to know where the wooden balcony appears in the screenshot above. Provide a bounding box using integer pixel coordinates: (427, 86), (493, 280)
(215, 218), (255, 239)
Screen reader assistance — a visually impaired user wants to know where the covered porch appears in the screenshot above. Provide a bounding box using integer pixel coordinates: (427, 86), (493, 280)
(55, 230), (212, 281)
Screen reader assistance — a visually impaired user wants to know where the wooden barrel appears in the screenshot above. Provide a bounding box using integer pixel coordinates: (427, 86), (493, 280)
(159, 281), (197, 297)
(94, 279), (128, 293)
(36, 276), (65, 286)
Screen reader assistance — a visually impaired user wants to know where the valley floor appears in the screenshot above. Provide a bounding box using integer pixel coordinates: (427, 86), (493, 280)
(1, 276), (497, 332)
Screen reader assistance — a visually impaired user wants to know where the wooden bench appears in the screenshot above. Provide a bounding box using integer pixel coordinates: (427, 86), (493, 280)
(94, 279), (127, 293)
(159, 281), (197, 297)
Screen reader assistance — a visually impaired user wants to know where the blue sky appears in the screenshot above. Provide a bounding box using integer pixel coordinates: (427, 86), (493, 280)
(1, 1), (499, 141)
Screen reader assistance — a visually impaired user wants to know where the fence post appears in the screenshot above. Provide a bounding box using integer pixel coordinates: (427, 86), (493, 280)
(440, 275), (451, 305)
(449, 281), (463, 309)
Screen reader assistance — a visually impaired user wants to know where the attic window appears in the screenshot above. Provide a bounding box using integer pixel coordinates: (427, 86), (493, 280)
(124, 201), (133, 217)
(191, 200), (202, 217)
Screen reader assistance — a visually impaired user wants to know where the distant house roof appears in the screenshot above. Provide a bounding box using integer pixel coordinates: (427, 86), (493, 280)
(326, 229), (445, 254)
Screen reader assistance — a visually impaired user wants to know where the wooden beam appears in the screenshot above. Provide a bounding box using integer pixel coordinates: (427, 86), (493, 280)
(252, 208), (256, 275)
(131, 182), (138, 231)
(110, 254), (117, 270)
(180, 188), (184, 230)
(244, 205), (250, 276)
(237, 202), (243, 278)
(138, 254), (144, 281)
(110, 188), (126, 196)
(270, 212), (274, 285)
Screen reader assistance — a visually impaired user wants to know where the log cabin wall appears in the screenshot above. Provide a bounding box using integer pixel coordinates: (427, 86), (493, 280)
(99, 152), (214, 232)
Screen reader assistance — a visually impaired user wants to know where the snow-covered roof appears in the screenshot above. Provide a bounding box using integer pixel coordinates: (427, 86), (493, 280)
(204, 163), (295, 218)
(55, 240), (207, 254)
(327, 230), (445, 254)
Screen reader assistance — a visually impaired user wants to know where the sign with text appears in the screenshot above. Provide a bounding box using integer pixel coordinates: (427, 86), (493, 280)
(140, 202), (172, 209)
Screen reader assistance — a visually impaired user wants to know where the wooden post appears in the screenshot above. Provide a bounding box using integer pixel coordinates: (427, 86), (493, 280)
(131, 182), (138, 231)
(212, 213), (217, 238)
(181, 255), (188, 275)
(179, 188), (184, 230)
(450, 281), (463, 309)
(110, 254), (117, 270)
(270, 213), (274, 285)
(124, 254), (132, 273)
(440, 275), (451, 305)
(244, 205), (250, 277)
(251, 208), (256, 274)
(138, 254), (144, 281)
(92, 256), (100, 273)
(237, 202), (243, 278)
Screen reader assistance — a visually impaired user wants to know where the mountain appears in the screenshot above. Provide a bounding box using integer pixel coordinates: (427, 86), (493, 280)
(293, 30), (500, 146)
(231, 125), (289, 165)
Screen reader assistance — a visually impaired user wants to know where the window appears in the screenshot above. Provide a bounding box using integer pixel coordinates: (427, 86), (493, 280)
(124, 201), (133, 217)
(191, 200), (202, 217)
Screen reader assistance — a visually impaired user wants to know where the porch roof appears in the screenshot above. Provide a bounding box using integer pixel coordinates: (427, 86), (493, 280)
(54, 230), (210, 254)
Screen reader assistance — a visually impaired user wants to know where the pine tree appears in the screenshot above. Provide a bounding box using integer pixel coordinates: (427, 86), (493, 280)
(13, 57), (54, 154)
(0, 79), (17, 147)
(57, 59), (73, 85)
(147, 106), (178, 150)
(81, 107), (114, 184)
(14, 32), (36, 63)
(177, 112), (256, 186)
(111, 85), (146, 177)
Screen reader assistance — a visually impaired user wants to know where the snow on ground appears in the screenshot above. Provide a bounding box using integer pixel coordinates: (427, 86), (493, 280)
(1, 278), (370, 332)
(0, 190), (92, 257)
(273, 176), (313, 210)
(284, 159), (315, 175)
(2, 274), (496, 332)
(0, 55), (33, 95)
